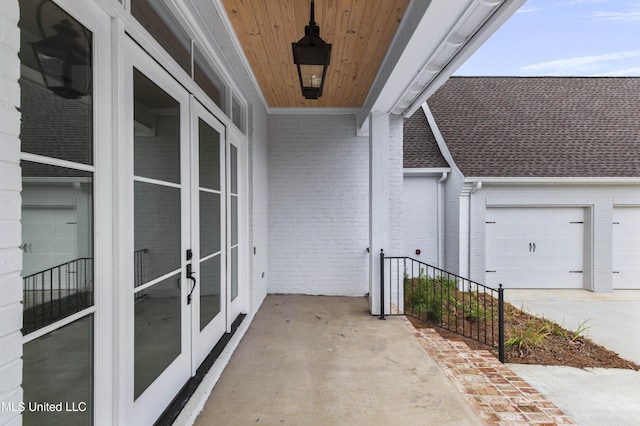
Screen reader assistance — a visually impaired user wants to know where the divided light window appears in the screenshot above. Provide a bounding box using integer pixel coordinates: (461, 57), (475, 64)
(131, 0), (229, 117)
(19, 0), (95, 424)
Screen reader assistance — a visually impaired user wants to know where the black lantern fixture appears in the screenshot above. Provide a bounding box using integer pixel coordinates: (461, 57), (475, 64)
(291, 0), (332, 100)
(30, 2), (91, 100)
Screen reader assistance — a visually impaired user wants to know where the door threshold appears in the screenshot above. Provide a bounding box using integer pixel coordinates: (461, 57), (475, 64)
(154, 314), (246, 426)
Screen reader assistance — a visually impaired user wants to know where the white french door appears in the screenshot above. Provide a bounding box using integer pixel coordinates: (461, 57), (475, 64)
(125, 39), (241, 424)
(125, 39), (191, 425)
(190, 99), (227, 369)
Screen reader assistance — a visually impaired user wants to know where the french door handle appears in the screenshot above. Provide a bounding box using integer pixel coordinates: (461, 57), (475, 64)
(532, 243), (536, 252)
(186, 263), (197, 305)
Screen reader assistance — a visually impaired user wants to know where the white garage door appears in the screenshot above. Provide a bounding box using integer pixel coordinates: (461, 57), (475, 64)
(486, 207), (584, 289)
(613, 207), (640, 289)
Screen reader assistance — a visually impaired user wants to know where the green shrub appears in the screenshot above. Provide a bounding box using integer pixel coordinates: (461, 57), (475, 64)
(404, 270), (457, 323)
(505, 318), (549, 355)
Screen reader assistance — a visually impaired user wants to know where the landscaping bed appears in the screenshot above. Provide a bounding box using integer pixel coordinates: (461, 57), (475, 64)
(403, 275), (639, 370)
(408, 301), (640, 370)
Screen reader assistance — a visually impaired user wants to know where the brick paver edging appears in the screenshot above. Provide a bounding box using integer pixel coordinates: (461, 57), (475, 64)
(405, 321), (576, 425)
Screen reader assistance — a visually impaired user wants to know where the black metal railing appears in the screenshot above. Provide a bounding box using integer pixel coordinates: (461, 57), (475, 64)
(22, 249), (149, 334)
(22, 257), (93, 335)
(381, 251), (505, 362)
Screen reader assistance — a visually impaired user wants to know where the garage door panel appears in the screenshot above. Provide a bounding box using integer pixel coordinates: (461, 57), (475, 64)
(612, 207), (640, 289)
(486, 207), (584, 289)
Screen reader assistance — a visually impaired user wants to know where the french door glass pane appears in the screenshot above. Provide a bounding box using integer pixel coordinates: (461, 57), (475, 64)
(133, 67), (183, 400)
(229, 144), (238, 301)
(230, 246), (238, 301)
(231, 196), (238, 246)
(198, 118), (222, 329)
(230, 144), (237, 194)
(21, 162), (94, 334)
(18, 0), (93, 165)
(198, 119), (221, 191)
(199, 192), (221, 257)
(199, 255), (221, 330)
(133, 69), (181, 184)
(134, 182), (181, 286)
(134, 275), (181, 399)
(23, 315), (94, 426)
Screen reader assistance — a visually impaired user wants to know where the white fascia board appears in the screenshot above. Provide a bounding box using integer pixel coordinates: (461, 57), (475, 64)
(403, 168), (451, 177)
(402, 0), (526, 118)
(464, 177), (640, 185)
(357, 0), (526, 133)
(422, 103), (462, 177)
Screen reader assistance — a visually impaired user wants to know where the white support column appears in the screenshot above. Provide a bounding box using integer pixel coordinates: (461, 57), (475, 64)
(369, 113), (390, 315)
(459, 183), (472, 280)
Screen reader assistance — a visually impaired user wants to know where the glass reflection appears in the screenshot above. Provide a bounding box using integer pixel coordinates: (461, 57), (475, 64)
(231, 246), (238, 301)
(22, 162), (94, 334)
(134, 182), (181, 286)
(199, 255), (221, 330)
(131, 0), (191, 74)
(23, 315), (93, 426)
(134, 275), (181, 399)
(194, 47), (224, 109)
(133, 69), (181, 184)
(231, 196), (238, 246)
(199, 192), (221, 258)
(198, 118), (220, 191)
(19, 0), (93, 165)
(230, 144), (238, 194)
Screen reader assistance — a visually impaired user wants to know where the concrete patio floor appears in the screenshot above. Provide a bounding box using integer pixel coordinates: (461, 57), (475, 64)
(192, 295), (480, 425)
(186, 295), (574, 425)
(505, 289), (640, 426)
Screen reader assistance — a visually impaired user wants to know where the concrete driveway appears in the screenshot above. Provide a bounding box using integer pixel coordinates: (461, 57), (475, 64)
(505, 289), (640, 426)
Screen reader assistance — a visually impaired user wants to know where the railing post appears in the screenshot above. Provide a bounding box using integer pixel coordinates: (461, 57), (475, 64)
(498, 284), (505, 363)
(379, 249), (385, 320)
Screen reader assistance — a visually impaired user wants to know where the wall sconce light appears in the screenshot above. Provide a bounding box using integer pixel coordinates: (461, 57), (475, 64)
(291, 0), (331, 100)
(30, 1), (91, 99)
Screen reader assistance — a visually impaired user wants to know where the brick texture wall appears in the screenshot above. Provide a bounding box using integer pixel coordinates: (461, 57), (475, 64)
(268, 114), (369, 296)
(0, 0), (23, 424)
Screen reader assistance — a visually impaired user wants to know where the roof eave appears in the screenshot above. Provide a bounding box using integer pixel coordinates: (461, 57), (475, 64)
(357, 0), (526, 135)
(464, 177), (640, 185)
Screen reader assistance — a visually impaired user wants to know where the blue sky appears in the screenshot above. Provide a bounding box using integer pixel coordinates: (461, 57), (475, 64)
(455, 0), (640, 76)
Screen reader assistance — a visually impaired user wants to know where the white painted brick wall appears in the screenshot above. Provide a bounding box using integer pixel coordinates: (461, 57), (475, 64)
(0, 1), (23, 424)
(248, 104), (269, 311)
(268, 114), (369, 296)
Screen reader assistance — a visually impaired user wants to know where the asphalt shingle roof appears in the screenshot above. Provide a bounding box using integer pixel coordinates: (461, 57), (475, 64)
(403, 111), (449, 169)
(425, 77), (640, 178)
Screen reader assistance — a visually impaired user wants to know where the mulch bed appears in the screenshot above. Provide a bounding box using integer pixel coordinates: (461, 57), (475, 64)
(408, 301), (640, 371)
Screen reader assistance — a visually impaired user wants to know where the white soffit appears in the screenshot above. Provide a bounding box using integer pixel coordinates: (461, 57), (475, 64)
(357, 0), (526, 133)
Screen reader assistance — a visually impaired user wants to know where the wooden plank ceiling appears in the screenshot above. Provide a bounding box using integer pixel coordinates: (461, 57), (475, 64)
(221, 0), (410, 108)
